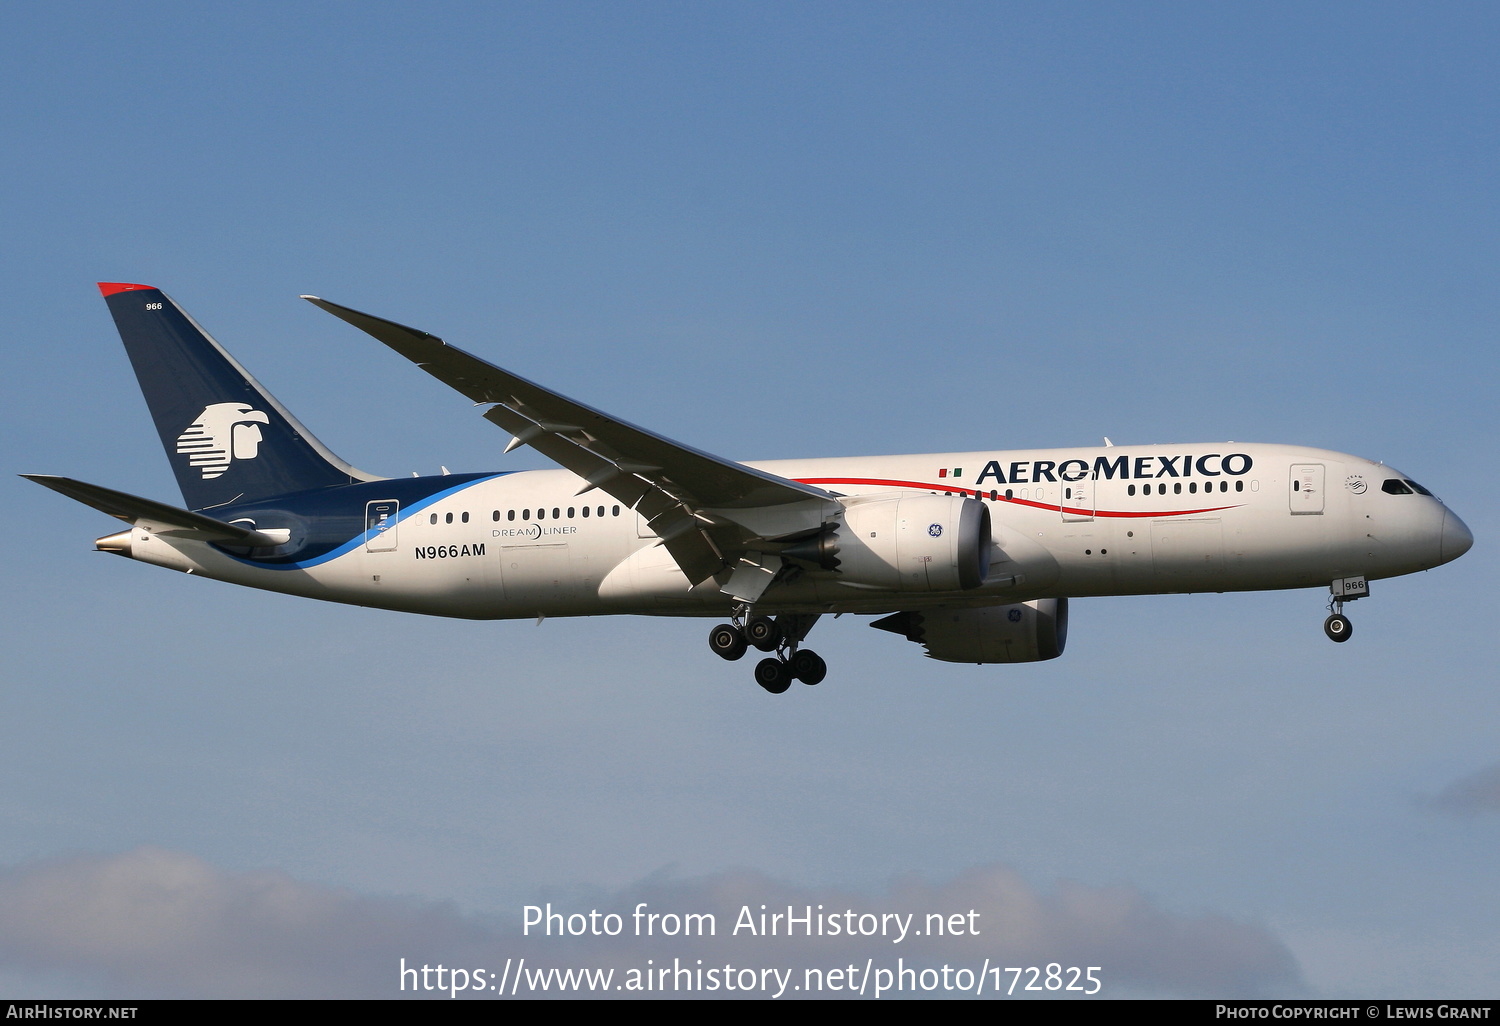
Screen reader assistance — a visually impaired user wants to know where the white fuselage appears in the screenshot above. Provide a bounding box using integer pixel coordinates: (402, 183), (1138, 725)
(116, 442), (1465, 620)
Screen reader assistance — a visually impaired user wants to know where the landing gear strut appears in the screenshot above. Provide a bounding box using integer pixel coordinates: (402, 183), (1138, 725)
(708, 608), (825, 692)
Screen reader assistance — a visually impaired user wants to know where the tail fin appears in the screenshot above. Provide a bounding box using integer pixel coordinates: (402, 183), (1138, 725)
(98, 283), (379, 510)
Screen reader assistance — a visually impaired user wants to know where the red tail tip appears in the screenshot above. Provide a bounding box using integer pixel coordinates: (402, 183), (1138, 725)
(97, 282), (156, 296)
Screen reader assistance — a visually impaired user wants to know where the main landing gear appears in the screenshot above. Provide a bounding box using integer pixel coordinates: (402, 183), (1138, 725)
(709, 610), (826, 693)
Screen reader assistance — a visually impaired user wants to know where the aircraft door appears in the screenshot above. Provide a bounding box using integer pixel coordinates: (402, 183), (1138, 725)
(365, 500), (399, 551)
(1061, 473), (1095, 522)
(1289, 464), (1325, 515)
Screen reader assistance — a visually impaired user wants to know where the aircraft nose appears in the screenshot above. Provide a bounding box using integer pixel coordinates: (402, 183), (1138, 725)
(1441, 509), (1474, 564)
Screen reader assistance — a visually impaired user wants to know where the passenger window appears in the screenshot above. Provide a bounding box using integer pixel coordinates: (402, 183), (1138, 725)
(1235, 480), (1243, 492)
(553, 507), (560, 519)
(523, 508), (531, 519)
(1128, 485), (1136, 496)
(461, 512), (469, 523)
(508, 510), (515, 521)
(429, 513), (437, 525)
(1174, 483), (1181, 494)
(1189, 482), (1197, 494)
(612, 505), (621, 516)
(582, 505), (590, 517)
(538, 508), (546, 520)
(445, 512), (453, 524)
(1005, 489), (1013, 500)
(491, 510), (500, 522)
(568, 507), (575, 518)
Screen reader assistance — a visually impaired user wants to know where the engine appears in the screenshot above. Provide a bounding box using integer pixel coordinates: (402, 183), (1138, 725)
(784, 495), (991, 592)
(871, 598), (1069, 663)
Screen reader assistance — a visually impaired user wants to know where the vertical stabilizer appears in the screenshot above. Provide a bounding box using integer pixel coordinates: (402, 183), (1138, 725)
(98, 283), (379, 510)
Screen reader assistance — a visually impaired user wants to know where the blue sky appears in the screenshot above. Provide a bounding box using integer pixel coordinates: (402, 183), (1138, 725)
(2, 1), (1497, 998)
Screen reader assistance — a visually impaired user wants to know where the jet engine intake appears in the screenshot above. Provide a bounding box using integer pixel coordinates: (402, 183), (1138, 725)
(831, 495), (991, 592)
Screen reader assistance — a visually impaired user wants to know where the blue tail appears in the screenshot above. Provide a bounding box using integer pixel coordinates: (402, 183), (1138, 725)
(99, 283), (378, 510)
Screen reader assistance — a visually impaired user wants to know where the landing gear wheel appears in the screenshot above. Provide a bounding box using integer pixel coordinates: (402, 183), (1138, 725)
(789, 649), (827, 686)
(709, 623), (747, 661)
(1323, 613), (1352, 643)
(754, 657), (792, 694)
(745, 616), (782, 652)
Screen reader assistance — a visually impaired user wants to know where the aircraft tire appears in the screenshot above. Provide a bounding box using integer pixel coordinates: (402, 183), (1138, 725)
(790, 649), (827, 686)
(746, 616), (782, 652)
(1323, 613), (1353, 643)
(754, 657), (792, 694)
(709, 623), (748, 661)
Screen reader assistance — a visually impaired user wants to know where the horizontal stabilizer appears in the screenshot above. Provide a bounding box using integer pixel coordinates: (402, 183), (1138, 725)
(21, 475), (276, 545)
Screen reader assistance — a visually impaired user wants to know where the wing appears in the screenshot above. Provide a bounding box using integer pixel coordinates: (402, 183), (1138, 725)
(303, 297), (836, 589)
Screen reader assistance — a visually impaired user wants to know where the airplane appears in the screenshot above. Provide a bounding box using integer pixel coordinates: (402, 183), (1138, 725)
(24, 283), (1474, 693)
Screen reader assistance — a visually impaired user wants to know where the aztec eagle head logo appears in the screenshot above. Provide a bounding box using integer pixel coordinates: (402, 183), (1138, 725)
(175, 402), (271, 480)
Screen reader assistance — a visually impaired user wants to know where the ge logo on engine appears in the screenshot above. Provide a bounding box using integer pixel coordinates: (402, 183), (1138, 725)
(928, 523), (943, 537)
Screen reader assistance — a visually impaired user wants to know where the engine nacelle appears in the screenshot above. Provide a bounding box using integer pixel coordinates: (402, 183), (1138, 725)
(815, 495), (990, 592)
(871, 598), (1069, 663)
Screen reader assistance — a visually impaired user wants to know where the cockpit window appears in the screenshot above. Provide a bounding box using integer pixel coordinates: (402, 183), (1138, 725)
(1382, 479), (1413, 495)
(1404, 479), (1432, 496)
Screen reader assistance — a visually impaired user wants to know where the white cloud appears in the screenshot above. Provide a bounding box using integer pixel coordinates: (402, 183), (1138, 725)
(0, 849), (1300, 998)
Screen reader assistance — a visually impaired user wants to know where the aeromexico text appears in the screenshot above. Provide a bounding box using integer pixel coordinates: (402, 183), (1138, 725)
(969, 452), (1254, 485)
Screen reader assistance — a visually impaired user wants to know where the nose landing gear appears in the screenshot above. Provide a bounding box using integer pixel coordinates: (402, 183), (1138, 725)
(708, 609), (825, 692)
(1323, 576), (1367, 643)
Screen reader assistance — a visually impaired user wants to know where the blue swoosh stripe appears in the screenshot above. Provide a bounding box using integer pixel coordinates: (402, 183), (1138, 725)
(229, 474), (507, 571)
